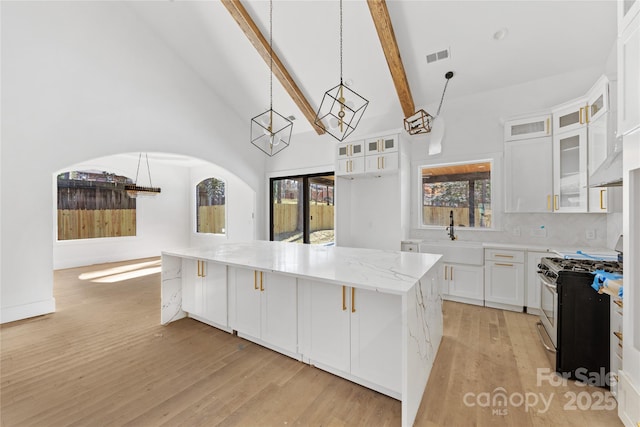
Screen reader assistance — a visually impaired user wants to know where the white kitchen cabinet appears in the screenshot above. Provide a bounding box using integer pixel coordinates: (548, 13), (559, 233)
(586, 75), (610, 125)
(231, 267), (298, 356)
(553, 128), (588, 212)
(619, 11), (640, 136)
(619, 0), (640, 34)
(364, 151), (398, 175)
(336, 156), (365, 177)
(552, 98), (588, 135)
(337, 141), (364, 159)
(484, 249), (525, 312)
(307, 280), (402, 395)
(442, 263), (484, 306)
(525, 251), (548, 314)
(505, 137), (553, 213)
(365, 135), (399, 154)
(182, 259), (227, 327)
(504, 114), (551, 141)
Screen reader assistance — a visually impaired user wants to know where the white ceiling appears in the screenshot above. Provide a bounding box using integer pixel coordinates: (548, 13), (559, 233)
(128, 0), (618, 136)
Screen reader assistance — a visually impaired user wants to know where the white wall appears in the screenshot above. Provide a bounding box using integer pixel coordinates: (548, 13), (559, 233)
(190, 163), (256, 247)
(1, 2), (264, 323)
(52, 154), (192, 269)
(267, 66), (622, 250)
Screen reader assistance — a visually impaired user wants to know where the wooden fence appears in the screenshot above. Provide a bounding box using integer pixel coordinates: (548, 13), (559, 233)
(273, 204), (334, 234)
(198, 205), (226, 234)
(58, 209), (136, 240)
(423, 206), (492, 228)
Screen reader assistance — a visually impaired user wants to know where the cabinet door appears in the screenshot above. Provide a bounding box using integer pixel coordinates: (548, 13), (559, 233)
(261, 273), (298, 354)
(336, 157), (365, 177)
(586, 76), (609, 124)
(504, 115), (551, 141)
(365, 135), (398, 154)
(553, 128), (588, 212)
(589, 187), (609, 212)
(552, 98), (588, 134)
(364, 152), (398, 175)
(619, 0), (640, 33)
(337, 141), (364, 159)
(309, 282), (350, 373)
(619, 12), (640, 136)
(504, 137), (553, 212)
(526, 252), (548, 311)
(448, 264), (484, 301)
(350, 288), (402, 394)
(485, 261), (525, 307)
(202, 262), (227, 327)
(234, 268), (262, 339)
(588, 114), (609, 175)
(181, 258), (198, 314)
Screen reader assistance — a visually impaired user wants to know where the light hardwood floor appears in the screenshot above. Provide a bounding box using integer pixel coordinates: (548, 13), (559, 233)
(1, 258), (622, 426)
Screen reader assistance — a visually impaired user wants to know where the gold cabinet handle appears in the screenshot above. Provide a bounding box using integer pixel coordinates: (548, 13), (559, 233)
(260, 272), (264, 292)
(579, 107), (584, 124)
(351, 288), (356, 313)
(495, 263), (514, 267)
(254, 271), (258, 290)
(377, 157), (381, 169)
(495, 254), (514, 258)
(585, 104), (590, 123)
(546, 118), (550, 134)
(444, 265), (448, 280)
(342, 286), (347, 311)
(600, 189), (606, 210)
(382, 156), (385, 169)
(201, 261), (206, 278)
(547, 195), (551, 211)
(197, 260), (201, 277)
(554, 195), (559, 211)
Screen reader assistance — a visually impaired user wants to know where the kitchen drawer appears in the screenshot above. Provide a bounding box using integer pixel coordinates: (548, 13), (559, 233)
(484, 249), (525, 263)
(401, 242), (419, 253)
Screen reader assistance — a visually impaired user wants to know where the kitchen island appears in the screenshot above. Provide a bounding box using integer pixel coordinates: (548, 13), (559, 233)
(161, 241), (443, 427)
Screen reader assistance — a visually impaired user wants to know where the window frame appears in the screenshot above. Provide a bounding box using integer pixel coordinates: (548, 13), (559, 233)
(195, 176), (228, 236)
(417, 158), (495, 230)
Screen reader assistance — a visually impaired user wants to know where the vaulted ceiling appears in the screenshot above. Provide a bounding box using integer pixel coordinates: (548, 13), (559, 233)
(129, 1), (617, 137)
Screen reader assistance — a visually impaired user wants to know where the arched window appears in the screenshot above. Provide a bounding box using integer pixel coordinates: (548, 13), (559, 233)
(196, 178), (226, 234)
(57, 170), (136, 240)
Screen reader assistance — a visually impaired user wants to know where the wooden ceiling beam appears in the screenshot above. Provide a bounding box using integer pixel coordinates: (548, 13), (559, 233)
(221, 0), (325, 135)
(367, 0), (416, 118)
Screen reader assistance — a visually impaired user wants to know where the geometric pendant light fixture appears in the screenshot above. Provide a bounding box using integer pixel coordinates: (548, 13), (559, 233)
(250, 0), (293, 156)
(404, 71), (454, 139)
(314, 0), (369, 142)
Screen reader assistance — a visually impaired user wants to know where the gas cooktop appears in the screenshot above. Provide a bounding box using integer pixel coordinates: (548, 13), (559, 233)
(543, 257), (623, 275)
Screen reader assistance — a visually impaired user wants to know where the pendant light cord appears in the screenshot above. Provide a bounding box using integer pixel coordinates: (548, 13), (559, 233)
(435, 76), (451, 117)
(339, 0), (343, 84)
(133, 153), (154, 187)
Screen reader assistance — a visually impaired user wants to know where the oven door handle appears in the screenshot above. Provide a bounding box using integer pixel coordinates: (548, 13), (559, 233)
(536, 322), (557, 353)
(538, 273), (557, 292)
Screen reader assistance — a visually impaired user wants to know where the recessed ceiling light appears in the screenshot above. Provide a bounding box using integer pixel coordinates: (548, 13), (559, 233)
(287, 115), (296, 121)
(493, 28), (508, 41)
(344, 79), (354, 87)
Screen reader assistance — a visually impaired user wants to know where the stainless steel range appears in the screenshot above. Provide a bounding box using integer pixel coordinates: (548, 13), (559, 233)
(536, 257), (623, 386)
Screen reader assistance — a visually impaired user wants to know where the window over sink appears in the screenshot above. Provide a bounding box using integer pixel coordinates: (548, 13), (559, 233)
(420, 160), (492, 229)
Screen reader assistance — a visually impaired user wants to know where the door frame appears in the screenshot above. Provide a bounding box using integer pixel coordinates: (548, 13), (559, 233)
(269, 171), (334, 244)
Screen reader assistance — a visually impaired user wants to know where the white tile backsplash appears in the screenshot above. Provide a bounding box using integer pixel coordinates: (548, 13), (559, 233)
(411, 212), (618, 250)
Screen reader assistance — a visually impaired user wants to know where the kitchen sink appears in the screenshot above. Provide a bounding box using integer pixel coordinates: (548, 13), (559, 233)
(419, 241), (484, 265)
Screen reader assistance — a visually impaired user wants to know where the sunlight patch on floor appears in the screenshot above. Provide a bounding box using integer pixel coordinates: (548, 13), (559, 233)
(78, 260), (161, 281)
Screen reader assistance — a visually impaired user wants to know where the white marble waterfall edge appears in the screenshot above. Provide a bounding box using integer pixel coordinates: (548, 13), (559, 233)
(161, 255), (185, 325)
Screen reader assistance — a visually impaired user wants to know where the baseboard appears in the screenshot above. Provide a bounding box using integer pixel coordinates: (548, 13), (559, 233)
(485, 301), (525, 312)
(1, 298), (56, 324)
(618, 370), (640, 427)
(442, 294), (484, 307)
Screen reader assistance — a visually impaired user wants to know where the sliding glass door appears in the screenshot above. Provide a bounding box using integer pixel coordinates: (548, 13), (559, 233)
(270, 173), (334, 245)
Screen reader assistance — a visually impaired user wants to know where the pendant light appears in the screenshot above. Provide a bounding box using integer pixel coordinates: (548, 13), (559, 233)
(250, 0), (293, 157)
(403, 71), (454, 156)
(125, 153), (161, 198)
(314, 0), (369, 142)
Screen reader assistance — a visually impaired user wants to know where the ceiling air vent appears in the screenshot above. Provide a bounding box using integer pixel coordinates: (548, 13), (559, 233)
(426, 48), (450, 64)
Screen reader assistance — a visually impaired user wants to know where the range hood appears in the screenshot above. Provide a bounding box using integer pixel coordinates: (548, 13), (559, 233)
(589, 145), (623, 187)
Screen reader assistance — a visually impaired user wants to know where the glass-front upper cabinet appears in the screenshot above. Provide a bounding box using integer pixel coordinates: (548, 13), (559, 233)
(619, 0), (640, 33)
(586, 75), (610, 124)
(553, 128), (588, 212)
(504, 114), (551, 141)
(336, 141), (364, 159)
(365, 135), (398, 155)
(552, 97), (588, 135)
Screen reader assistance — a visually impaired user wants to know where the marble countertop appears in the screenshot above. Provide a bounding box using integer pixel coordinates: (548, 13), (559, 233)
(163, 241), (442, 295)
